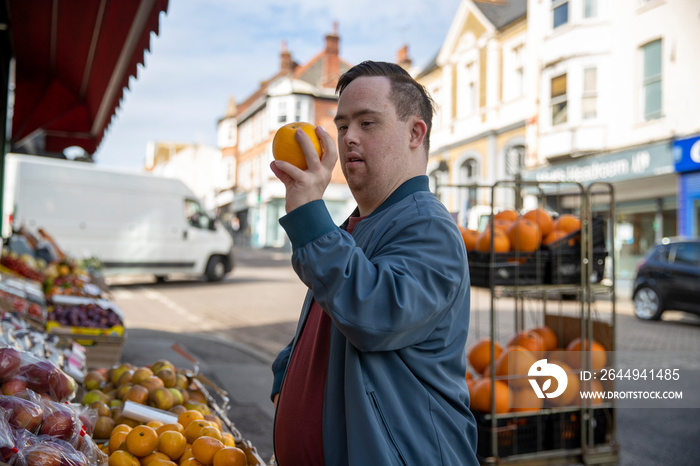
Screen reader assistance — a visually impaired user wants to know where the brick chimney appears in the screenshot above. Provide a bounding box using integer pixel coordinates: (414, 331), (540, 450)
(322, 22), (340, 87)
(280, 40), (294, 75)
(397, 44), (412, 70)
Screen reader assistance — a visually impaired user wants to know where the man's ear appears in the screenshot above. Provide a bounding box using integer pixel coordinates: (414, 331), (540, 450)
(409, 118), (428, 149)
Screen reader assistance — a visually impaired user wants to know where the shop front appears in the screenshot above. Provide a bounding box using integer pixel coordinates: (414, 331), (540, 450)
(523, 140), (677, 284)
(674, 134), (700, 237)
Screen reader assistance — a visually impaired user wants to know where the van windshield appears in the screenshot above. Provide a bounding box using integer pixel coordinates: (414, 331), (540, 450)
(184, 199), (211, 229)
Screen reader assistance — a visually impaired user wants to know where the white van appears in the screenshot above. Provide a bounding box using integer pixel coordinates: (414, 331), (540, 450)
(2, 154), (234, 281)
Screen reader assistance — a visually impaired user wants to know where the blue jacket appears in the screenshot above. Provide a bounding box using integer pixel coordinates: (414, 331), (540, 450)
(272, 176), (478, 466)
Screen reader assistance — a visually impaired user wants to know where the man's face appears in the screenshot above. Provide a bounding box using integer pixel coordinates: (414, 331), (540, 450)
(334, 76), (417, 210)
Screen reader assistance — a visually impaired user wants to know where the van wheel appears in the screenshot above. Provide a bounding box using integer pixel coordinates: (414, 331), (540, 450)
(205, 256), (227, 282)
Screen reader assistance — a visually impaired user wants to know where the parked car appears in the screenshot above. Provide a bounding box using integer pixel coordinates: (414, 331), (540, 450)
(632, 237), (700, 320)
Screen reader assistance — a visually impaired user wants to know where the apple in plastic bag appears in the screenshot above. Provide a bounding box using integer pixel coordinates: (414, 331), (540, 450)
(0, 395), (44, 432)
(0, 347), (21, 381)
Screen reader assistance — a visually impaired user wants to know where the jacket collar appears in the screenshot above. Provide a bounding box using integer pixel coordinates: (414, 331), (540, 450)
(342, 175), (430, 229)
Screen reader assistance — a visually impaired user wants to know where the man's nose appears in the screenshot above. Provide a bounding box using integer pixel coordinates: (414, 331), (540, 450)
(342, 125), (359, 146)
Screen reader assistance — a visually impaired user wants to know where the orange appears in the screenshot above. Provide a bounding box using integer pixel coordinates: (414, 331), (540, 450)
(566, 337), (607, 371)
(494, 210), (518, 222)
(146, 420), (164, 430)
(507, 217), (541, 253)
(199, 426), (222, 442)
(179, 458), (205, 466)
(178, 410), (205, 430)
(126, 425), (159, 457)
(476, 227), (510, 253)
(494, 346), (538, 390)
(511, 388), (544, 413)
(158, 430), (188, 461)
(468, 338), (503, 375)
(530, 326), (558, 352)
(506, 330), (545, 353)
(140, 452), (171, 465)
(544, 361), (581, 407)
(553, 214), (581, 234)
(157, 423), (185, 436)
(221, 433), (236, 448)
(184, 420), (211, 444)
(272, 122), (322, 170)
(191, 436), (225, 465)
(112, 424), (134, 436)
(459, 227), (479, 252)
(212, 447), (247, 466)
(523, 208), (554, 239)
(109, 450), (140, 466)
(110, 430), (130, 454)
(469, 378), (512, 414)
(146, 460), (177, 466)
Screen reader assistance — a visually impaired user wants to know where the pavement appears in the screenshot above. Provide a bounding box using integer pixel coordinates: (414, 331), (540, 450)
(116, 248), (700, 466)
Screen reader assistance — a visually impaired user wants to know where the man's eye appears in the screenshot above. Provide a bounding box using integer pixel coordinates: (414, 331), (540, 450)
(361, 121), (373, 127)
(337, 125), (347, 132)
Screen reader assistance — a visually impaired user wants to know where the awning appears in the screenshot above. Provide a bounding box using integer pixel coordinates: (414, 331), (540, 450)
(7, 0), (169, 155)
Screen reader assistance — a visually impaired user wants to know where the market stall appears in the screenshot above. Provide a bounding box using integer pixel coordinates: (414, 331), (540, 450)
(1, 227), (265, 465)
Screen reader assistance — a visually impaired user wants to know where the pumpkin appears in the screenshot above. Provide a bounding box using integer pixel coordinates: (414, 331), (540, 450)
(459, 227), (480, 252)
(469, 378), (512, 414)
(553, 214), (581, 234)
(507, 217), (541, 253)
(523, 208), (554, 239)
(565, 337), (607, 371)
(476, 227), (510, 253)
(468, 338), (503, 375)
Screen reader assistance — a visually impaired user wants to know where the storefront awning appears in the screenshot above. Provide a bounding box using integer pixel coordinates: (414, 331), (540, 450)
(7, 0), (169, 155)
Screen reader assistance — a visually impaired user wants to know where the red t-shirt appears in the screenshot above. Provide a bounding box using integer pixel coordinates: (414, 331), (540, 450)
(274, 216), (364, 466)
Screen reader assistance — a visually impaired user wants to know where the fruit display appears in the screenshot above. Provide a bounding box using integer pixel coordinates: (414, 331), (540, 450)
(465, 324), (610, 415)
(0, 251), (45, 283)
(48, 302), (123, 331)
(77, 358), (264, 465)
(272, 121), (323, 170)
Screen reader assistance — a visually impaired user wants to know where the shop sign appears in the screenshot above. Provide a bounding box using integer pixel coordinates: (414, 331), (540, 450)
(523, 141), (674, 185)
(673, 134), (700, 173)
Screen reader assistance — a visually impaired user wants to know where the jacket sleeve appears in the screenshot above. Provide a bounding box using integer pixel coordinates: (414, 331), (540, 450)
(280, 199), (468, 353)
(270, 340), (293, 401)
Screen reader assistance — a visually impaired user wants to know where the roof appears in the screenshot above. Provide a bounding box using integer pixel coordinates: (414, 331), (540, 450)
(473, 0), (527, 30)
(7, 0), (169, 155)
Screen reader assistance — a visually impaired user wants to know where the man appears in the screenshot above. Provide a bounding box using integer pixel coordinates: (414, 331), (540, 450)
(270, 61), (478, 466)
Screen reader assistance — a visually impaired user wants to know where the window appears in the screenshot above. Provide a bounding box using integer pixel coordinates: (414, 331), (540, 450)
(582, 67), (597, 119)
(505, 44), (525, 100)
(278, 101), (287, 123)
(551, 73), (568, 125)
(642, 39), (662, 120)
(465, 62), (477, 115)
(505, 145), (525, 177)
(460, 158), (478, 181)
(584, 0), (598, 18)
(552, 0), (569, 29)
(672, 242), (700, 266)
(184, 199), (211, 230)
(295, 100), (302, 122)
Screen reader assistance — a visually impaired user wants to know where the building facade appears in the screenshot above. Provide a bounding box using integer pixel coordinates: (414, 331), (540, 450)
(415, 0), (530, 228)
(218, 26), (354, 249)
(523, 0), (700, 281)
(416, 0), (700, 281)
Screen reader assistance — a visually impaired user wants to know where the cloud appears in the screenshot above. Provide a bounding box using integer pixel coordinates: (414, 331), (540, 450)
(94, 0), (460, 169)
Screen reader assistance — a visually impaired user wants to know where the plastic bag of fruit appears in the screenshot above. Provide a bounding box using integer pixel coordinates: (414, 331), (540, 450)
(8, 431), (93, 466)
(0, 345), (77, 402)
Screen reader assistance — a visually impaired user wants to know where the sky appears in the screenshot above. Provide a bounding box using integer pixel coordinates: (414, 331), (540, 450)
(92, 0), (462, 171)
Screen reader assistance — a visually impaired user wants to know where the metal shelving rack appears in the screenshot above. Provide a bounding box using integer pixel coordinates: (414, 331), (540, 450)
(436, 179), (619, 465)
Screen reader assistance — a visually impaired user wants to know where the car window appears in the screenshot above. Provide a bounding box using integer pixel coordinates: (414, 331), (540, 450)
(672, 242), (700, 266)
(654, 244), (671, 262)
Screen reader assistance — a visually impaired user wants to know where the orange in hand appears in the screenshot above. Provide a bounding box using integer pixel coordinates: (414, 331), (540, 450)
(272, 122), (322, 170)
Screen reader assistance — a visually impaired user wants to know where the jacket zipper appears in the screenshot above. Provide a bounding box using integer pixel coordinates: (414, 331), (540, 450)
(369, 391), (407, 466)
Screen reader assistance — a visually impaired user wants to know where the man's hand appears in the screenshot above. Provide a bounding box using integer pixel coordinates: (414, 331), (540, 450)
(270, 126), (337, 213)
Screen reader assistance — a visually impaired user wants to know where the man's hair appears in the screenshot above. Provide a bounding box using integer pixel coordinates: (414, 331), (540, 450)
(336, 61), (435, 152)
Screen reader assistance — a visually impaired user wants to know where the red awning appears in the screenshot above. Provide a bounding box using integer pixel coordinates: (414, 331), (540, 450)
(8, 0), (169, 155)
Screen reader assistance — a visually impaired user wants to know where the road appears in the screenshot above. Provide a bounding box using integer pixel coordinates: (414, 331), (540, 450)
(108, 247), (700, 465)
